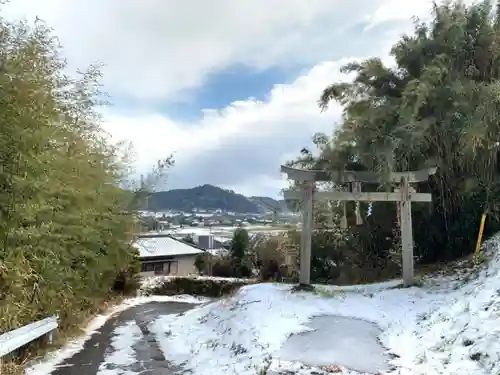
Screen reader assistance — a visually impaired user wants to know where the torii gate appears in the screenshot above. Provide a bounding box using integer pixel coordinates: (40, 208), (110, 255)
(281, 165), (437, 288)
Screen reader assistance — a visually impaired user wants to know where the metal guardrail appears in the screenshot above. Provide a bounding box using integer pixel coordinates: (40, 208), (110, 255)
(0, 316), (58, 359)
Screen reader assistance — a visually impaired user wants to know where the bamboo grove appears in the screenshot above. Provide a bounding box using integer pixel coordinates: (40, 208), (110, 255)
(0, 16), (144, 332)
(304, 0), (500, 270)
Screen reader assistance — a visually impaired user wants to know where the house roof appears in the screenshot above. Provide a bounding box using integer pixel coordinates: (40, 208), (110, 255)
(134, 235), (205, 258)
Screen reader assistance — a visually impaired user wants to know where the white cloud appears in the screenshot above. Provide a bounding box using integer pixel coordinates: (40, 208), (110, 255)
(101, 54), (402, 198)
(363, 0), (478, 30)
(1, 0), (451, 197)
(363, 0), (434, 30)
(102, 60), (348, 197)
(3, 0), (436, 101)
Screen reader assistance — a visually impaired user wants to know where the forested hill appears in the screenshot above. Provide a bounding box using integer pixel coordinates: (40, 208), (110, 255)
(147, 185), (285, 213)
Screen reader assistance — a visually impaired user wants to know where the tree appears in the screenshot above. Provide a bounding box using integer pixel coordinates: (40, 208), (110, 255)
(313, 0), (500, 264)
(0, 13), (173, 339)
(230, 228), (250, 277)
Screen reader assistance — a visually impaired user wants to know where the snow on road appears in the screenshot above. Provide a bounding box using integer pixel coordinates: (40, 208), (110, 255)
(96, 321), (143, 375)
(26, 295), (209, 375)
(148, 235), (500, 375)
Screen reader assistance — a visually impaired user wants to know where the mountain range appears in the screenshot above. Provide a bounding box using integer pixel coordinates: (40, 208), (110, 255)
(146, 184), (288, 213)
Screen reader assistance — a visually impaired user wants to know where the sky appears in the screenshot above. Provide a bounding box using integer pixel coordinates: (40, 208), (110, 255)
(2, 0), (467, 198)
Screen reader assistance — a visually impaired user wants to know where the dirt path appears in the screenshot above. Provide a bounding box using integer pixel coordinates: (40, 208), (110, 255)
(49, 302), (194, 375)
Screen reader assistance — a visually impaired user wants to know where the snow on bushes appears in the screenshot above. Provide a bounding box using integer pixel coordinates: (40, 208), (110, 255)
(140, 275), (257, 298)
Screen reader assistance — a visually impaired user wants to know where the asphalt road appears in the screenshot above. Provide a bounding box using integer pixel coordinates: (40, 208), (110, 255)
(49, 302), (195, 375)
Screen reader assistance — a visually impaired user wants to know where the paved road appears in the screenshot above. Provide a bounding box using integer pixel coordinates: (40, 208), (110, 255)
(50, 302), (194, 375)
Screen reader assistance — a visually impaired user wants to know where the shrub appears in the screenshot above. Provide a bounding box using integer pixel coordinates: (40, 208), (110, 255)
(194, 253), (208, 275)
(239, 263), (253, 278)
(211, 257), (235, 277)
(260, 259), (281, 281)
(145, 276), (252, 297)
(249, 234), (294, 281)
(113, 247), (141, 294)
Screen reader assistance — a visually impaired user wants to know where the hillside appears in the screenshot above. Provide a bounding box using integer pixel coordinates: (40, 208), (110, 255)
(146, 185), (287, 213)
(147, 185), (257, 213)
(248, 196), (289, 212)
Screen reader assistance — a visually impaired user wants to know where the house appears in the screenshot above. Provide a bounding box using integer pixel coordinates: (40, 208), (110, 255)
(192, 234), (229, 257)
(134, 234), (206, 277)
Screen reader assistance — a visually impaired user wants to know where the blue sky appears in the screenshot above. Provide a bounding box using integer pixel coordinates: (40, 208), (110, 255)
(4, 0), (458, 198)
(181, 65), (295, 114)
(117, 65), (299, 123)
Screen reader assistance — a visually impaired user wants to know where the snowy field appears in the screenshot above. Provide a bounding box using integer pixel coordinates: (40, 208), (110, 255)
(146, 235), (500, 375)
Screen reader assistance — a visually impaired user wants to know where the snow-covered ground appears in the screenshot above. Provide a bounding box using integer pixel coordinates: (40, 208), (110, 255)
(24, 236), (500, 375)
(147, 236), (500, 375)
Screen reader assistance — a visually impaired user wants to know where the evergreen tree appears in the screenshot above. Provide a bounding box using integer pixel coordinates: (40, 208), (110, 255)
(230, 228), (249, 276)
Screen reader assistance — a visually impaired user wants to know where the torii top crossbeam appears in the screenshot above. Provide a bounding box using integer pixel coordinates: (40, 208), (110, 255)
(280, 165), (437, 184)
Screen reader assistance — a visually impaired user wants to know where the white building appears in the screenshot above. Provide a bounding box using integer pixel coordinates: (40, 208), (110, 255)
(134, 235), (205, 277)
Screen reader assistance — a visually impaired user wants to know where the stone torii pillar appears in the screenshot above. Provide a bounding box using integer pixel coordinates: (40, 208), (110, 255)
(281, 165), (436, 288)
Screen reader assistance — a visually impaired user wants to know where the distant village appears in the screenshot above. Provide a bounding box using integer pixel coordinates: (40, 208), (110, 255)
(138, 208), (300, 232)
(136, 209), (299, 259)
